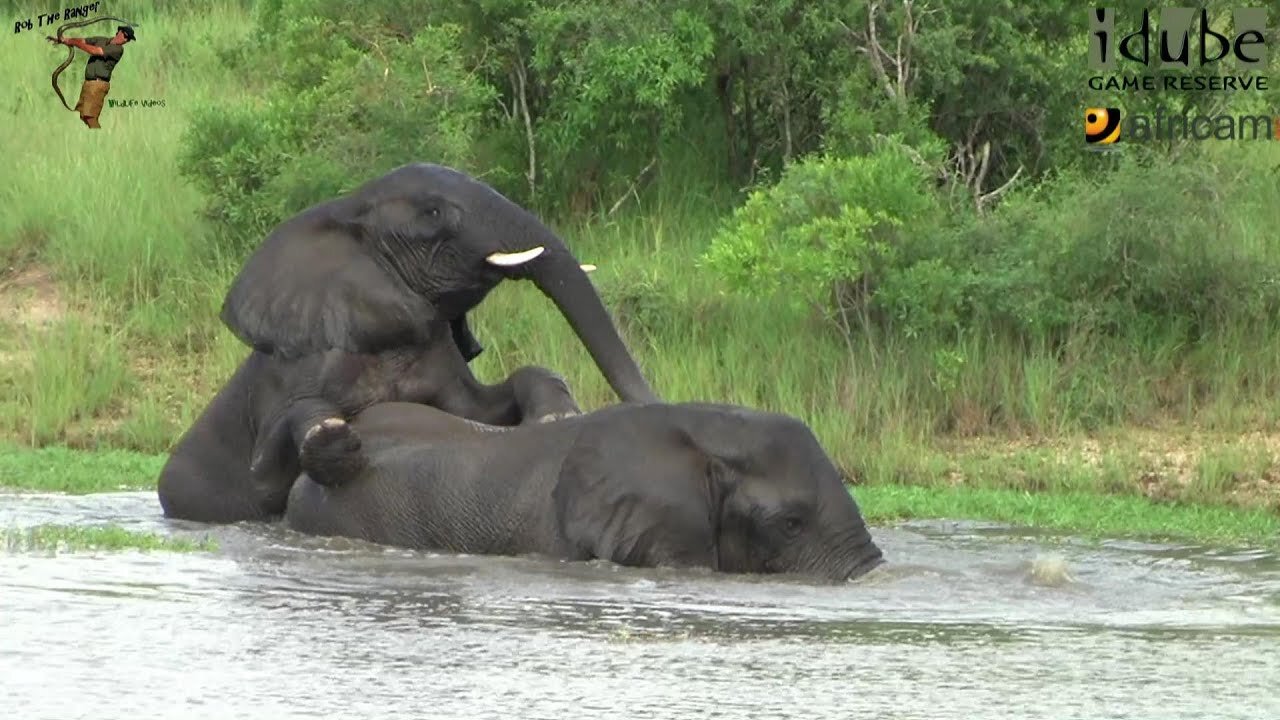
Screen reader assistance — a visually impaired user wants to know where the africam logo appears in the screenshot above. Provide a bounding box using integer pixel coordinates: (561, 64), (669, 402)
(1085, 106), (1280, 147)
(1085, 108), (1123, 145)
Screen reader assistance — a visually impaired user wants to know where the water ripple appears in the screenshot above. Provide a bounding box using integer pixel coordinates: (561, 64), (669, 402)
(1, 491), (1278, 719)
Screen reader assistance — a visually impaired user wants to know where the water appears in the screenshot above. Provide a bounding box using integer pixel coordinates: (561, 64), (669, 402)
(2, 491), (1278, 719)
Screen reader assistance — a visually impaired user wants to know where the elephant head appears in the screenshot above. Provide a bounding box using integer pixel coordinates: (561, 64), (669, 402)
(219, 162), (658, 404)
(553, 403), (884, 582)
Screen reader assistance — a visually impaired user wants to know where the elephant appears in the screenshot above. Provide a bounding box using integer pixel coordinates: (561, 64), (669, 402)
(283, 401), (886, 583)
(157, 163), (658, 524)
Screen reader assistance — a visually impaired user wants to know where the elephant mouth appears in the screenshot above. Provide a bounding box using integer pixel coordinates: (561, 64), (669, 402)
(845, 554), (886, 581)
(435, 286), (495, 319)
(842, 540), (886, 582)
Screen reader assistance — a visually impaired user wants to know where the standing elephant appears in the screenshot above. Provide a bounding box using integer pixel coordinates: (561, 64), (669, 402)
(157, 163), (658, 524)
(284, 402), (885, 583)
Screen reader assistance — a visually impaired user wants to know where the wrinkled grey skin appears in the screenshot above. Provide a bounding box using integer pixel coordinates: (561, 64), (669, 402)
(285, 402), (885, 583)
(157, 163), (658, 524)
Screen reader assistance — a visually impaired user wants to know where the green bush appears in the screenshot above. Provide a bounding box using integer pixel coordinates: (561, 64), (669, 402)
(967, 151), (1280, 339)
(178, 0), (1126, 230)
(704, 141), (1280, 345)
(700, 139), (944, 334)
(173, 0), (1280, 356)
(178, 11), (495, 251)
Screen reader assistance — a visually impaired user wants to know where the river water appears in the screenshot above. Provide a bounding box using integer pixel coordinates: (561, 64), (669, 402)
(1, 491), (1278, 719)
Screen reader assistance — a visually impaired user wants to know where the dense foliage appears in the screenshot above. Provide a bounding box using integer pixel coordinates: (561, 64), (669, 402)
(179, 0), (1280, 346)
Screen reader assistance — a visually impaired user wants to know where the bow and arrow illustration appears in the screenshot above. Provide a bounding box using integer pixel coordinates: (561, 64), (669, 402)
(46, 14), (141, 111)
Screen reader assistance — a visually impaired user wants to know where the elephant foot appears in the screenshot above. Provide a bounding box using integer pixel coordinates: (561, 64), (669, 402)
(299, 418), (366, 488)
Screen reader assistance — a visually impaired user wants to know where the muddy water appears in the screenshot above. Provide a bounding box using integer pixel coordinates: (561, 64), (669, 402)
(2, 492), (1278, 719)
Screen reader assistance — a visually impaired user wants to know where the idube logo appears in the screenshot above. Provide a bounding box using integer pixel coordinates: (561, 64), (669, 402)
(1087, 7), (1269, 92)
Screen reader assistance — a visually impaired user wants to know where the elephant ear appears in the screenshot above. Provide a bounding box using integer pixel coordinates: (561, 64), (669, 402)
(552, 422), (730, 569)
(220, 218), (436, 359)
(450, 315), (484, 363)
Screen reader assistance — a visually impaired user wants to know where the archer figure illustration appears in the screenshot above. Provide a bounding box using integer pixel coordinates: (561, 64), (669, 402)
(46, 16), (140, 129)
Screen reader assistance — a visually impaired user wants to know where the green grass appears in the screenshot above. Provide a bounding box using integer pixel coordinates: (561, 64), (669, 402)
(2, 1), (1278, 459)
(0, 443), (162, 493)
(0, 1), (253, 451)
(0, 443), (1275, 547)
(1, 2), (1278, 543)
(856, 484), (1280, 548)
(2, 524), (218, 553)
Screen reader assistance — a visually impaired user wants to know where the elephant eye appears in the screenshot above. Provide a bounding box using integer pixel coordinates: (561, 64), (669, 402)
(782, 516), (804, 535)
(427, 207), (440, 218)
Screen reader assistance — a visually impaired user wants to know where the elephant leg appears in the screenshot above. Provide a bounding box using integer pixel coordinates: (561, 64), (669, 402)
(298, 417), (366, 488)
(250, 396), (359, 481)
(432, 362), (582, 427)
(507, 366), (582, 425)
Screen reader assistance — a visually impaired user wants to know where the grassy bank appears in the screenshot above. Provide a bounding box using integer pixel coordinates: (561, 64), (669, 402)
(2, 523), (217, 553)
(2, 3), (1279, 544)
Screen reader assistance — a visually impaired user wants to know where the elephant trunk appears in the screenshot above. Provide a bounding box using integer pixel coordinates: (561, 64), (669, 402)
(805, 526), (884, 583)
(521, 241), (659, 405)
(839, 532), (885, 581)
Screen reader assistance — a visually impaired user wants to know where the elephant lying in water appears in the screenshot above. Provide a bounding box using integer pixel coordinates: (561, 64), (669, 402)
(157, 163), (657, 524)
(284, 402), (885, 582)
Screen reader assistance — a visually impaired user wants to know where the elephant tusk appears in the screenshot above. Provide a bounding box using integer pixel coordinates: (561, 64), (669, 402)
(580, 264), (597, 273)
(485, 247), (545, 267)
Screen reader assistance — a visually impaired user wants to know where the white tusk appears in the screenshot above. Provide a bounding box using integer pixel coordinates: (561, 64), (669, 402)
(580, 264), (597, 273)
(486, 247), (545, 267)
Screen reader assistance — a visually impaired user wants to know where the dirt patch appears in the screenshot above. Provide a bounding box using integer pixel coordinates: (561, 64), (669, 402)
(1078, 427), (1280, 510)
(0, 265), (70, 367)
(0, 262), (229, 450)
(0, 265), (68, 329)
(941, 428), (1280, 512)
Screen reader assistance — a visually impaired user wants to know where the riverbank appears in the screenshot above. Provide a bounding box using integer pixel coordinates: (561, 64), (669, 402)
(3, 2), (1279, 551)
(2, 438), (1276, 547)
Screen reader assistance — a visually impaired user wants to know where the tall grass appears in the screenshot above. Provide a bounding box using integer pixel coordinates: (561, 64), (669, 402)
(1, 2), (254, 448)
(1, 2), (1278, 515)
(11, 318), (131, 445)
(1, 2), (251, 339)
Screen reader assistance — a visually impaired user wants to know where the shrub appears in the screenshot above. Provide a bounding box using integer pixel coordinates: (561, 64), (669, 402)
(699, 138), (946, 339)
(965, 151), (1280, 340)
(704, 140), (1280, 346)
(178, 13), (495, 253)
